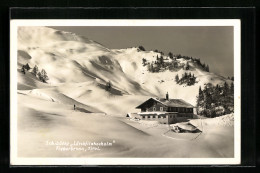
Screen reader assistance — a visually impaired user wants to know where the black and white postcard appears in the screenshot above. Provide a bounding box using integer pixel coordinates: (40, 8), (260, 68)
(10, 19), (241, 165)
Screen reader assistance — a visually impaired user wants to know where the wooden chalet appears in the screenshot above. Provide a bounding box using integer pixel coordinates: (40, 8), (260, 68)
(136, 93), (194, 124)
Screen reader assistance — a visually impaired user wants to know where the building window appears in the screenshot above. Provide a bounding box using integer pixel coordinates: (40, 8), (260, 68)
(158, 115), (161, 118)
(153, 115), (155, 118)
(153, 107), (156, 111)
(160, 107), (163, 111)
(148, 116), (150, 118)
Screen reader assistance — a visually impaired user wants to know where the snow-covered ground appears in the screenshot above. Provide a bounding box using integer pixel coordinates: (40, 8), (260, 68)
(15, 26), (234, 158)
(18, 91), (234, 158)
(190, 113), (234, 128)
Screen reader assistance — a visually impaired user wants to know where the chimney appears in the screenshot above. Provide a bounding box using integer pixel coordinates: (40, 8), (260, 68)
(166, 92), (169, 100)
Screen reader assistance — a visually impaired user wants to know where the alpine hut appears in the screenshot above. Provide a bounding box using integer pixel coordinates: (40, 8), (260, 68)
(136, 92), (195, 124)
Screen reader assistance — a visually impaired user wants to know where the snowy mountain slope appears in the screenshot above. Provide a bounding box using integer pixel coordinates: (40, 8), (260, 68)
(18, 87), (102, 113)
(17, 27), (152, 96)
(55, 82), (151, 115)
(18, 69), (50, 90)
(112, 48), (232, 104)
(17, 26), (232, 113)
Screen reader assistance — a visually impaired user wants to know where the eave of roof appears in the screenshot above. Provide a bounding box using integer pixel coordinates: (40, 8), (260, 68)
(138, 111), (178, 115)
(136, 97), (194, 108)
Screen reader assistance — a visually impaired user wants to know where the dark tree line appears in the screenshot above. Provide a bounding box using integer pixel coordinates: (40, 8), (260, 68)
(138, 46), (210, 72)
(153, 49), (165, 55)
(146, 55), (167, 72)
(21, 63), (49, 83)
(175, 72), (197, 86)
(193, 58), (209, 72)
(196, 82), (234, 118)
(21, 63), (31, 74)
(32, 65), (49, 83)
(144, 55), (210, 74)
(174, 55), (210, 72)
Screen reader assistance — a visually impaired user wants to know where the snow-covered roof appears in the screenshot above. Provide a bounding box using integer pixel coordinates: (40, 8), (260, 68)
(136, 97), (194, 109)
(155, 98), (194, 108)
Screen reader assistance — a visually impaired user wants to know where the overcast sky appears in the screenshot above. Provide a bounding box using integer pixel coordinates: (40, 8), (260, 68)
(50, 26), (234, 77)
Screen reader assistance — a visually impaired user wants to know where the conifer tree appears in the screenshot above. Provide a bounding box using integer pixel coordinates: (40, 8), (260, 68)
(40, 69), (49, 83)
(196, 86), (204, 114)
(168, 52), (173, 59)
(37, 71), (42, 81)
(142, 58), (147, 66)
(32, 65), (39, 76)
(24, 63), (31, 71)
(151, 63), (154, 73)
(197, 82), (234, 117)
(106, 81), (112, 91)
(147, 63), (151, 72)
(175, 74), (179, 83)
(138, 46), (145, 51)
(21, 65), (26, 74)
(159, 55), (164, 65)
(230, 82), (234, 93)
(173, 61), (178, 68)
(206, 64), (209, 72)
